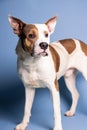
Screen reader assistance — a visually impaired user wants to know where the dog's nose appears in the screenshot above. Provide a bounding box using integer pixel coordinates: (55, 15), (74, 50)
(39, 42), (48, 50)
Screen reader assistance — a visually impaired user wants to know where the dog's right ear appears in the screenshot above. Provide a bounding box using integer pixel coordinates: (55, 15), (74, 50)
(45, 16), (57, 34)
(8, 15), (25, 36)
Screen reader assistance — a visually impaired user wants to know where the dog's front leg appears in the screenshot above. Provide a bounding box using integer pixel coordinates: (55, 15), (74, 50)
(49, 81), (62, 130)
(15, 87), (35, 130)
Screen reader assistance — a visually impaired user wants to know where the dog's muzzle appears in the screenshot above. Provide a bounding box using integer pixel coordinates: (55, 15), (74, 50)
(39, 42), (48, 56)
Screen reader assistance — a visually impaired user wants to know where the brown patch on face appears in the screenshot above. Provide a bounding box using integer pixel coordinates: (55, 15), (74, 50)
(21, 24), (38, 55)
(54, 78), (59, 91)
(23, 39), (34, 55)
(80, 40), (87, 56)
(49, 45), (60, 72)
(60, 39), (76, 54)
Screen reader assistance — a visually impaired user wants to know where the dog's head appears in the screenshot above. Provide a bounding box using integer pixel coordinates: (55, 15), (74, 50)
(8, 16), (57, 57)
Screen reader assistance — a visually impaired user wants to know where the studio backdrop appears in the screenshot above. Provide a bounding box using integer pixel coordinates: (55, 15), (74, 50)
(0, 0), (87, 130)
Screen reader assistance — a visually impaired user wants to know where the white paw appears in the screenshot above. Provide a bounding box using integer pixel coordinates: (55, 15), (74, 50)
(64, 110), (75, 117)
(15, 123), (27, 130)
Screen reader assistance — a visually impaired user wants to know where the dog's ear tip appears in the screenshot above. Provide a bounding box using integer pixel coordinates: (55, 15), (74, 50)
(8, 15), (13, 22)
(53, 16), (58, 20)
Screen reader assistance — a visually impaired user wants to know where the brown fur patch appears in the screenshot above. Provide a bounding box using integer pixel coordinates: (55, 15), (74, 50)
(54, 78), (59, 91)
(60, 39), (76, 54)
(21, 24), (38, 55)
(80, 40), (87, 56)
(49, 45), (60, 72)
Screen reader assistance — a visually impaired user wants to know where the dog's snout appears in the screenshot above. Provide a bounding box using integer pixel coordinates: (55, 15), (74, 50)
(39, 42), (48, 50)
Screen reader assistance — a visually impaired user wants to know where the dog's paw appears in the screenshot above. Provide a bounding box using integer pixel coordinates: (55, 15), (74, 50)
(15, 123), (27, 130)
(64, 110), (75, 117)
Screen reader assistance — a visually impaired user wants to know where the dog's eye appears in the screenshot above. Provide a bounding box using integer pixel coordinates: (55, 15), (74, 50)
(28, 34), (35, 39)
(45, 33), (48, 38)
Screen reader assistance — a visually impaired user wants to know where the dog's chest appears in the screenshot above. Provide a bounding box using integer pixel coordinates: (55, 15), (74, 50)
(18, 56), (55, 88)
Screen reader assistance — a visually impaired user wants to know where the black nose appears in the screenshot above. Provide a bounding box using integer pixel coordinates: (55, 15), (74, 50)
(39, 42), (48, 50)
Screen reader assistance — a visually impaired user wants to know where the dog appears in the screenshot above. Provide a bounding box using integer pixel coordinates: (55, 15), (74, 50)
(8, 15), (87, 130)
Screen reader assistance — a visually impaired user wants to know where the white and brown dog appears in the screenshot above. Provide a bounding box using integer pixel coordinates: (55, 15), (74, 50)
(8, 16), (87, 130)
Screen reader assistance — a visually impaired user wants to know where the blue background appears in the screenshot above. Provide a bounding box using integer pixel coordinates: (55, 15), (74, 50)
(0, 0), (87, 130)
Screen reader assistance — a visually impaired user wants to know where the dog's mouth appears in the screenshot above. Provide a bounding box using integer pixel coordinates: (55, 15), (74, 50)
(38, 51), (48, 56)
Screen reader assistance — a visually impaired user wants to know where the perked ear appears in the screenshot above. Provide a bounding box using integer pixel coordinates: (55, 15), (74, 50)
(8, 15), (25, 36)
(45, 16), (57, 34)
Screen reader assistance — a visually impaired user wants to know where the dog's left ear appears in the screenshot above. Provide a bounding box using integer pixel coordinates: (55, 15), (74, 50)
(45, 16), (57, 34)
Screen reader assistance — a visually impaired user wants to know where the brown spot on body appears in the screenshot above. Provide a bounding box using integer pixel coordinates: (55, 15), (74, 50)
(59, 39), (76, 54)
(80, 40), (87, 56)
(54, 78), (59, 91)
(49, 45), (60, 72)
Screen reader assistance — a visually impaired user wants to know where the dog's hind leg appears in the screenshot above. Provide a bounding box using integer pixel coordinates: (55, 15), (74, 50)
(64, 69), (80, 116)
(81, 70), (87, 81)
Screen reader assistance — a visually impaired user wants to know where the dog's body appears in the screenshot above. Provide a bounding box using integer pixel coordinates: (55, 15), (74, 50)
(9, 16), (87, 130)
